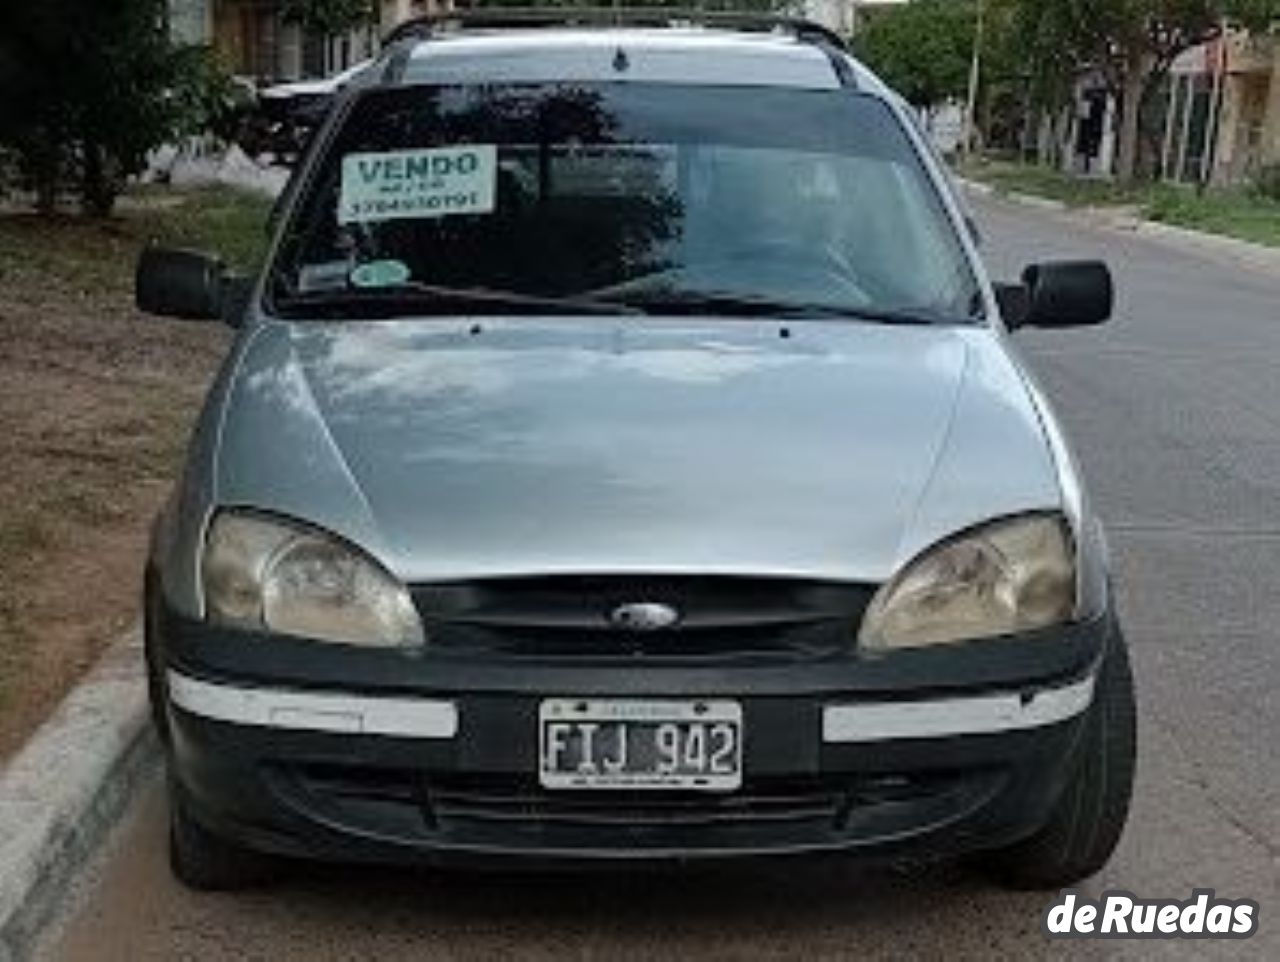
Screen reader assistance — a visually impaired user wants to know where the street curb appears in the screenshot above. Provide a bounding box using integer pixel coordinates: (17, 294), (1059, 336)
(1122, 217), (1280, 274)
(955, 176), (994, 197)
(954, 176), (1069, 213)
(956, 175), (1280, 275)
(0, 627), (157, 962)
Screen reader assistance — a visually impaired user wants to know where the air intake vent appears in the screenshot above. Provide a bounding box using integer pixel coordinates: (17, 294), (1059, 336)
(410, 575), (874, 661)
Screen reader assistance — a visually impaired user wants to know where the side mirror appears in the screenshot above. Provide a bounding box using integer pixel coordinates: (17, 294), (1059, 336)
(1009, 260), (1114, 330)
(135, 247), (245, 325)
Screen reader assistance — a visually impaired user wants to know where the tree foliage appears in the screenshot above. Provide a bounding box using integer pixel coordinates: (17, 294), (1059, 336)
(852, 0), (980, 108)
(464, 0), (797, 10)
(0, 0), (228, 215)
(281, 0), (378, 36)
(1002, 0), (1280, 180)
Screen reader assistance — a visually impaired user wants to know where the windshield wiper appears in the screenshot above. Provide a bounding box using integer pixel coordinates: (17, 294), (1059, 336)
(273, 280), (644, 318)
(597, 289), (960, 326)
(271, 279), (968, 326)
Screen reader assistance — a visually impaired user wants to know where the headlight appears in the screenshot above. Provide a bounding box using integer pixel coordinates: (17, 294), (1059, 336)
(202, 512), (423, 648)
(859, 514), (1076, 651)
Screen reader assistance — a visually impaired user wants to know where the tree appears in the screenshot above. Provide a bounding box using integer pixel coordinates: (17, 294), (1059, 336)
(462, 0), (797, 11)
(853, 0), (981, 108)
(1008, 0), (1280, 182)
(0, 0), (226, 215)
(282, 0), (378, 36)
(966, 0), (1087, 163)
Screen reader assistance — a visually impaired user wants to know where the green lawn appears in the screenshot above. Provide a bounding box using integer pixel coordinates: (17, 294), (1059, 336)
(958, 157), (1280, 249)
(0, 185), (270, 300)
(1144, 187), (1280, 249)
(134, 185), (272, 270)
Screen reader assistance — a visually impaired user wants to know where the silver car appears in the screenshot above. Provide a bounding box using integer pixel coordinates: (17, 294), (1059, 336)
(136, 10), (1134, 891)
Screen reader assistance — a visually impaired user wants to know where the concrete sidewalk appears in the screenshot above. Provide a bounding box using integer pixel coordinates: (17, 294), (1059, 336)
(0, 629), (154, 962)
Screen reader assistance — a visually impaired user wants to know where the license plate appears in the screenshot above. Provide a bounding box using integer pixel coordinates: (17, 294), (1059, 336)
(539, 699), (743, 791)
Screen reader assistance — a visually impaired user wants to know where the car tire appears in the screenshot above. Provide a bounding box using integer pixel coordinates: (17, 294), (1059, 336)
(169, 776), (277, 891)
(984, 626), (1137, 890)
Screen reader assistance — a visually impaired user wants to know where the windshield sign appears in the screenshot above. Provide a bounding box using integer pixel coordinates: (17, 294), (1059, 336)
(271, 83), (981, 323)
(339, 145), (497, 224)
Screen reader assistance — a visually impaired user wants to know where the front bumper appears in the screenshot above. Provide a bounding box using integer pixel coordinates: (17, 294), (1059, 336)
(157, 607), (1112, 867)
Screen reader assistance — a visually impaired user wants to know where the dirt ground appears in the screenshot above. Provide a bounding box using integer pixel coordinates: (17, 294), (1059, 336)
(0, 187), (268, 759)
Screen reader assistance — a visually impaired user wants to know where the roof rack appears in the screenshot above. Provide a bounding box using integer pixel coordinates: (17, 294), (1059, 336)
(382, 7), (850, 54)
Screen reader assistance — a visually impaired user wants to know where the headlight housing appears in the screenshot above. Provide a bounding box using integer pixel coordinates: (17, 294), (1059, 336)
(202, 512), (423, 648)
(859, 514), (1076, 651)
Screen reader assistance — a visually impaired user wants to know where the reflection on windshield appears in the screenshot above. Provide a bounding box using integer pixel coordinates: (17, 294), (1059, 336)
(271, 83), (981, 324)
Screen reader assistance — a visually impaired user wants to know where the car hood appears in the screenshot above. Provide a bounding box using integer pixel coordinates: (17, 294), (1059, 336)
(214, 318), (1063, 584)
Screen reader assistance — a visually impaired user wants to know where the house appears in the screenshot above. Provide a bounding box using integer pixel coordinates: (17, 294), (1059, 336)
(1053, 28), (1280, 185)
(169, 0), (453, 82)
(1162, 30), (1280, 186)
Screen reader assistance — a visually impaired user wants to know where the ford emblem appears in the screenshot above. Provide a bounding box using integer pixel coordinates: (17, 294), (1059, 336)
(609, 601), (680, 632)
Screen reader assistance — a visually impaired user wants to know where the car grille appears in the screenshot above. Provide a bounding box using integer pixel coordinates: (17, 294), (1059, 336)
(424, 776), (848, 830)
(409, 575), (874, 662)
(279, 765), (980, 846)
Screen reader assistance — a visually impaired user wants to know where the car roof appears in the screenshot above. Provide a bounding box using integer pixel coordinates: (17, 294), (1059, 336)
(390, 27), (886, 94)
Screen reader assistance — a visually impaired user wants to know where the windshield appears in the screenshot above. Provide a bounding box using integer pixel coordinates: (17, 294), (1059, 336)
(268, 83), (982, 323)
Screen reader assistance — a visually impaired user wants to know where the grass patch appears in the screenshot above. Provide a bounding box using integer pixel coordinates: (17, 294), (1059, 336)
(0, 184), (271, 294)
(131, 185), (273, 271)
(957, 157), (1139, 208)
(1145, 185), (1280, 248)
(958, 157), (1280, 249)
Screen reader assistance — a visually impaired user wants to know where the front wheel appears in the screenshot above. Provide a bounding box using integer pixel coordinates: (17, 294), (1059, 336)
(984, 627), (1137, 890)
(168, 776), (278, 891)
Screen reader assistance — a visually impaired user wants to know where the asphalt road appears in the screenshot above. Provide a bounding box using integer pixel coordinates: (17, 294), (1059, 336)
(51, 194), (1280, 961)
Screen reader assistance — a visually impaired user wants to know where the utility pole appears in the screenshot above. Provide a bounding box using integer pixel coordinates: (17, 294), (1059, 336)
(962, 0), (986, 160)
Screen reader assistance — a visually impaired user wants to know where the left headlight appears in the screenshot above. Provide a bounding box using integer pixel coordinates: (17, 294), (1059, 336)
(202, 511), (424, 648)
(859, 513), (1076, 651)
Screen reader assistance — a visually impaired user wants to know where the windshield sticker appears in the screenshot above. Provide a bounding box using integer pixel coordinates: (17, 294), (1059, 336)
(338, 145), (497, 225)
(350, 259), (411, 288)
(298, 260), (352, 293)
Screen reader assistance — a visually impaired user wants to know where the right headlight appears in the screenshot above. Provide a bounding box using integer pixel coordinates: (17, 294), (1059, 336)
(859, 513), (1076, 651)
(202, 511), (424, 649)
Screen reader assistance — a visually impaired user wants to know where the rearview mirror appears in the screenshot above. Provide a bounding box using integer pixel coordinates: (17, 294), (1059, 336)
(1007, 260), (1113, 330)
(135, 247), (244, 324)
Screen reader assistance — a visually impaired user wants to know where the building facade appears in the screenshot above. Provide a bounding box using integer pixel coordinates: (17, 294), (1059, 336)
(1056, 29), (1280, 186)
(1032, 29), (1279, 186)
(169, 0), (453, 82)
(1164, 30), (1280, 186)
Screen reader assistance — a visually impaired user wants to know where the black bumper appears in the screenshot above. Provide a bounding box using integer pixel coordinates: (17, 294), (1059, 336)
(157, 606), (1112, 867)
